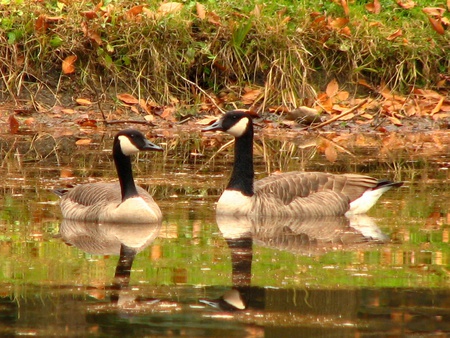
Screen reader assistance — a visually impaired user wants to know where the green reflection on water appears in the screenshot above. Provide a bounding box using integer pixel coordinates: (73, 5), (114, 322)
(0, 130), (450, 335)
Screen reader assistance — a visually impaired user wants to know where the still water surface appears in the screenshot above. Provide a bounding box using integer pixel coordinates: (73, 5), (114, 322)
(0, 128), (449, 336)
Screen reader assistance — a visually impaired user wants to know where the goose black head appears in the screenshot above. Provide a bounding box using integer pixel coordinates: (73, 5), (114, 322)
(114, 129), (163, 156)
(202, 111), (254, 138)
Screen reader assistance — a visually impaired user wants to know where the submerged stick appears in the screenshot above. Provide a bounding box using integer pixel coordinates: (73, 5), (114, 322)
(309, 98), (368, 130)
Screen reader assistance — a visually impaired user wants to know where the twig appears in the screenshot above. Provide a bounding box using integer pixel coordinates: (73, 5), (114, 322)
(197, 139), (234, 173)
(178, 74), (225, 114)
(102, 119), (156, 126)
(309, 98), (368, 130)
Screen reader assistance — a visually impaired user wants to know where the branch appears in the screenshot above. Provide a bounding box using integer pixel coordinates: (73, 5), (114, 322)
(309, 98), (368, 130)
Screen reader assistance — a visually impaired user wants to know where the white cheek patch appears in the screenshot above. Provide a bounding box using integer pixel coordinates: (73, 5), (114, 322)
(227, 117), (249, 137)
(118, 135), (140, 155)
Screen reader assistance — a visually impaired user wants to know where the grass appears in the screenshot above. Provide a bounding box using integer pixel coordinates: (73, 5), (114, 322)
(0, 0), (448, 113)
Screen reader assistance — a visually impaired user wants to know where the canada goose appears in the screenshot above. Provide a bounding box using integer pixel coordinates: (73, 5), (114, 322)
(202, 111), (403, 217)
(54, 129), (163, 223)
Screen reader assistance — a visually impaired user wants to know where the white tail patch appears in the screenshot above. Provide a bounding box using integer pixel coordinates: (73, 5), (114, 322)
(346, 186), (392, 215)
(227, 117), (249, 137)
(118, 135), (140, 155)
(222, 289), (246, 310)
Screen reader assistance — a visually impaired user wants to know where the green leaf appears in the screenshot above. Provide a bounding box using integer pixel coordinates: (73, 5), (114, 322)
(50, 36), (63, 48)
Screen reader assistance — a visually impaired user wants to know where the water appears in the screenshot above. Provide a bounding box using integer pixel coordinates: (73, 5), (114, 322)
(0, 128), (450, 336)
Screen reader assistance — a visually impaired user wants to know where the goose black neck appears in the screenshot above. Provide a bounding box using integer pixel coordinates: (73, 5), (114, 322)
(228, 126), (254, 196)
(113, 143), (140, 201)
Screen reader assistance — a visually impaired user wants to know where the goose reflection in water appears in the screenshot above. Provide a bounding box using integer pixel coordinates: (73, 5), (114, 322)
(58, 219), (161, 306)
(202, 214), (388, 311)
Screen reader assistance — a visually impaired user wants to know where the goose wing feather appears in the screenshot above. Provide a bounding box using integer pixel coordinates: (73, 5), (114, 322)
(60, 182), (156, 222)
(253, 172), (379, 216)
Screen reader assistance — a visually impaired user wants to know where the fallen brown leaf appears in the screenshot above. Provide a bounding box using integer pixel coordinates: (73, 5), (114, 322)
(241, 88), (262, 105)
(366, 0), (381, 14)
(61, 108), (76, 114)
(62, 55), (77, 74)
(431, 97), (445, 115)
(76, 98), (92, 106)
(388, 116), (403, 126)
(161, 106), (176, 122)
(197, 116), (218, 125)
(196, 2), (206, 19)
(76, 119), (97, 127)
(387, 29), (403, 41)
(325, 144), (338, 163)
(206, 11), (221, 26)
(60, 168), (74, 178)
(427, 16), (445, 35)
(75, 139), (92, 146)
(422, 7), (446, 16)
(117, 93), (139, 104)
(336, 91), (350, 101)
(81, 10), (99, 20)
(9, 114), (19, 134)
(126, 5), (144, 17)
(340, 26), (352, 36)
(341, 0), (350, 16)
(396, 0), (415, 9)
(158, 2), (183, 16)
(35, 14), (48, 31)
(326, 79), (339, 98)
(329, 17), (349, 29)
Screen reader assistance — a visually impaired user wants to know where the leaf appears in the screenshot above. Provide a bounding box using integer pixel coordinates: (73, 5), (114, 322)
(250, 4), (262, 17)
(127, 5), (144, 17)
(340, 26), (352, 36)
(206, 11), (221, 26)
(341, 0), (349, 16)
(75, 139), (92, 146)
(422, 7), (446, 16)
(428, 16), (445, 35)
(325, 144), (338, 163)
(388, 116), (403, 126)
(329, 17), (349, 29)
(158, 2), (183, 15)
(117, 93), (139, 104)
(81, 10), (99, 20)
(76, 119), (97, 127)
(196, 2), (206, 19)
(357, 79), (374, 90)
(241, 88), (262, 105)
(35, 14), (48, 31)
(161, 106), (176, 122)
(81, 22), (103, 45)
(60, 168), (74, 178)
(326, 79), (339, 98)
(144, 114), (154, 122)
(76, 98), (92, 106)
(431, 97), (445, 115)
(61, 108), (76, 114)
(366, 0), (381, 14)
(197, 116), (219, 126)
(386, 29), (403, 41)
(396, 0), (415, 9)
(336, 91), (350, 101)
(62, 55), (77, 74)
(9, 114), (19, 134)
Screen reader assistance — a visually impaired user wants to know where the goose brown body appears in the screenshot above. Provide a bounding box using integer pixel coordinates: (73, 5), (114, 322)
(60, 183), (161, 223)
(55, 129), (162, 223)
(202, 111), (403, 217)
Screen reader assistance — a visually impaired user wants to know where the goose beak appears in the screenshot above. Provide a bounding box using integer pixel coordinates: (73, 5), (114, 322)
(142, 140), (164, 152)
(202, 118), (224, 132)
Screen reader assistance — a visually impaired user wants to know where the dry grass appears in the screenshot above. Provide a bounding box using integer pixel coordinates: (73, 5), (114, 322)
(0, 0), (448, 113)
